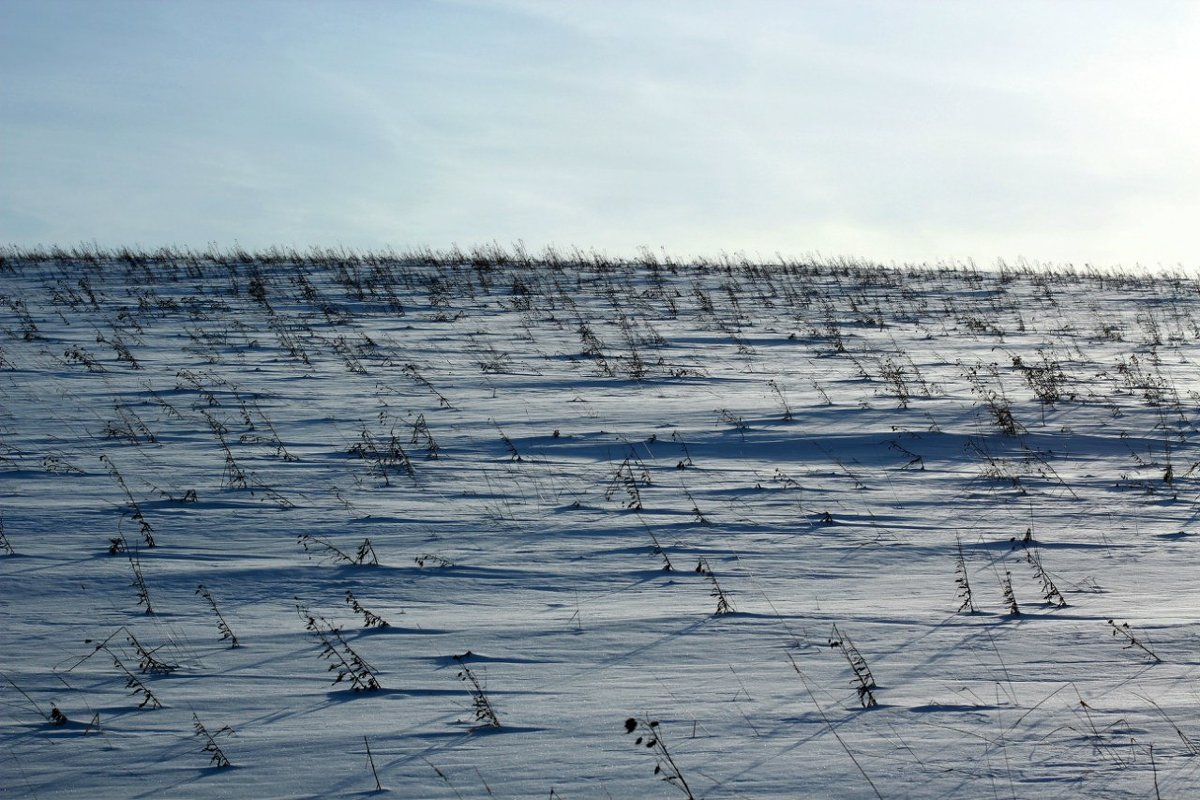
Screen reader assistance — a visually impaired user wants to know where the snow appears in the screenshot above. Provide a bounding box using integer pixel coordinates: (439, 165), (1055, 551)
(3, 250), (1200, 798)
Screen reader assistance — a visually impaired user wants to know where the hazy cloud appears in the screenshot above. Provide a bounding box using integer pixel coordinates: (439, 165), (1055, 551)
(2, 0), (1197, 267)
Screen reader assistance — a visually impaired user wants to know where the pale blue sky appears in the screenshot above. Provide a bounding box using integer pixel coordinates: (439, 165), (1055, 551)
(3, 1), (1199, 267)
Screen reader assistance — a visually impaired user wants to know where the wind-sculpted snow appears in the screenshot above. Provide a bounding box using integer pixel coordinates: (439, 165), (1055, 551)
(3, 248), (1200, 798)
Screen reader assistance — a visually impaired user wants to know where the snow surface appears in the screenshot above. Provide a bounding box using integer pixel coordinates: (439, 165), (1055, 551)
(3, 251), (1200, 799)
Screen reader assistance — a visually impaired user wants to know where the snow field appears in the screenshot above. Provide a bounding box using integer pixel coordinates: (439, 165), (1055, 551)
(3, 249), (1200, 798)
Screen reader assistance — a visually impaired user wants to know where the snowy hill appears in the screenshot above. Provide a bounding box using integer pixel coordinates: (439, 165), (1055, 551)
(3, 247), (1200, 798)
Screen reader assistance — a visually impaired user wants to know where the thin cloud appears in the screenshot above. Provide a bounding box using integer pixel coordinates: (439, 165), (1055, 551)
(1, 0), (1197, 266)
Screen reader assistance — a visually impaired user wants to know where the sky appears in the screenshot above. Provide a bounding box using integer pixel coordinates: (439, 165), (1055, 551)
(2, 0), (1199, 268)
